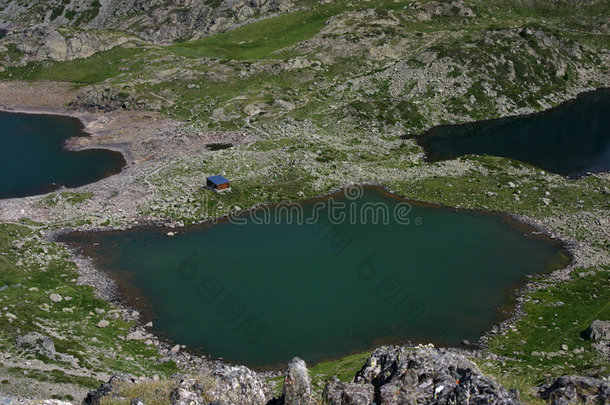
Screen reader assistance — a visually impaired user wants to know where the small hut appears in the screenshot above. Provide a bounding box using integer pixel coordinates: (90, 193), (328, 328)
(206, 175), (230, 191)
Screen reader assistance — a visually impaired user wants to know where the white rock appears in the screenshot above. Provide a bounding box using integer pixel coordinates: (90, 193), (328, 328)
(42, 400), (73, 405)
(97, 320), (110, 328)
(540, 197), (552, 206)
(49, 293), (62, 303)
(126, 330), (147, 341)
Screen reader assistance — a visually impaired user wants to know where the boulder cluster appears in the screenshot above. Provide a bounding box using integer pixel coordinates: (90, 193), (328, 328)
(83, 346), (528, 405)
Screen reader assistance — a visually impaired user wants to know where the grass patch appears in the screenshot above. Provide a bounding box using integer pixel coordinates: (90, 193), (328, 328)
(170, 4), (332, 60)
(0, 223), (178, 389)
(0, 46), (143, 85)
(99, 380), (175, 405)
(479, 268), (610, 403)
(168, 0), (406, 60)
(38, 191), (94, 207)
(309, 351), (370, 386)
(393, 155), (610, 223)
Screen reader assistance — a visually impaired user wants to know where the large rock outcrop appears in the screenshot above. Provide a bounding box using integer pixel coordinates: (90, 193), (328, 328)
(83, 374), (137, 405)
(281, 357), (314, 405)
(583, 320), (610, 342)
(1, 24), (130, 63)
(582, 320), (610, 358)
(323, 376), (375, 405)
(540, 375), (610, 404)
(206, 364), (273, 405)
(353, 346), (523, 404)
(170, 378), (208, 405)
(15, 332), (56, 359)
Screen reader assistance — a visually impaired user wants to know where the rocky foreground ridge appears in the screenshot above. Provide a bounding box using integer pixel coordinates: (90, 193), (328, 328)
(84, 346), (528, 404)
(5, 345), (606, 404)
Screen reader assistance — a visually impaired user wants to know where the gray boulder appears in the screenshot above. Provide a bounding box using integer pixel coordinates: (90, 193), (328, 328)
(323, 376), (375, 405)
(83, 374), (137, 405)
(582, 320), (610, 341)
(282, 357), (314, 405)
(170, 378), (205, 405)
(355, 346), (523, 404)
(15, 332), (55, 359)
(206, 365), (272, 405)
(540, 375), (610, 404)
(582, 320), (610, 358)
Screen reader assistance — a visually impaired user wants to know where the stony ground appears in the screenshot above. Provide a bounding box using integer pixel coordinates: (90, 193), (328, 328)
(0, 0), (608, 403)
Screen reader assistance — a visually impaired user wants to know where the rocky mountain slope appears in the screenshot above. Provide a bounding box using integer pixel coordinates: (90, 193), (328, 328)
(0, 0), (297, 43)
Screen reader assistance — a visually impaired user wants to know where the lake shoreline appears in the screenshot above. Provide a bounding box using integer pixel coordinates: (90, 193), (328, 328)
(0, 103), (134, 164)
(51, 183), (575, 371)
(0, 109), (129, 199)
(409, 87), (610, 178)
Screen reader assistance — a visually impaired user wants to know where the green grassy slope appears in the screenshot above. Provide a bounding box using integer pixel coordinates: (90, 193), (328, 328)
(0, 223), (177, 398)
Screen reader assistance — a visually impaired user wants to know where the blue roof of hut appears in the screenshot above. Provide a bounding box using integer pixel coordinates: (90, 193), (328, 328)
(207, 175), (230, 186)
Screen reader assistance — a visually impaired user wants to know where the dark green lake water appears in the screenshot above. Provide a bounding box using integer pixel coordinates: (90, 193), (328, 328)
(0, 111), (126, 198)
(61, 188), (568, 367)
(416, 89), (610, 177)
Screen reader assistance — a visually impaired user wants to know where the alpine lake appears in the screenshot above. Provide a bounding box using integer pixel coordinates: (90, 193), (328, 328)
(415, 88), (610, 177)
(0, 111), (125, 199)
(60, 187), (569, 367)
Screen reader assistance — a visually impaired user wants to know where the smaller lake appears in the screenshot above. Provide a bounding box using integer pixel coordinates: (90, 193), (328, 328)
(416, 89), (610, 177)
(0, 111), (126, 199)
(61, 187), (569, 367)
